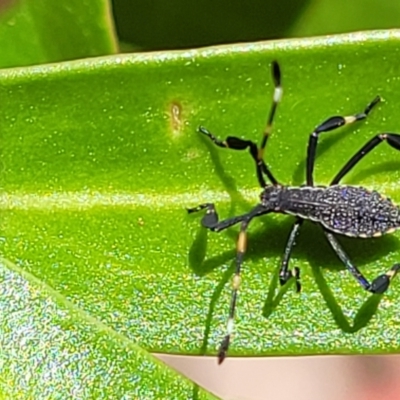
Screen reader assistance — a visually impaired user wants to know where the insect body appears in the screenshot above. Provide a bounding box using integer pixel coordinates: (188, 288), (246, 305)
(188, 61), (400, 364)
(262, 184), (400, 237)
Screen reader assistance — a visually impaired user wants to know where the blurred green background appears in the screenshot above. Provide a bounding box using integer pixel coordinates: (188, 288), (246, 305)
(112, 0), (400, 51)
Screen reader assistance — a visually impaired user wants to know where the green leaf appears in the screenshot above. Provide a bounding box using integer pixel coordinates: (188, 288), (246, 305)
(1, 30), (400, 389)
(0, 0), (117, 68)
(0, 257), (216, 398)
(291, 0), (400, 37)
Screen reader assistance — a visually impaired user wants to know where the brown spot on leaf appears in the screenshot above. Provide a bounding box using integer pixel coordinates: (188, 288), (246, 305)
(170, 101), (183, 136)
(0, 0), (16, 12)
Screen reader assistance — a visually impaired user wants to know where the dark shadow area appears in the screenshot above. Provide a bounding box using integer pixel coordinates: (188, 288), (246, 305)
(112, 0), (310, 51)
(191, 385), (199, 400)
(310, 260), (384, 333)
(262, 263), (297, 319)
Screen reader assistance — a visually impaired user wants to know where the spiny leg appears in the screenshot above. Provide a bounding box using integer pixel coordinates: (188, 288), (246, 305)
(306, 96), (380, 186)
(258, 60), (282, 164)
(198, 127), (272, 186)
(331, 133), (400, 184)
(197, 61), (283, 187)
(217, 211), (261, 364)
(324, 230), (400, 293)
(279, 218), (302, 291)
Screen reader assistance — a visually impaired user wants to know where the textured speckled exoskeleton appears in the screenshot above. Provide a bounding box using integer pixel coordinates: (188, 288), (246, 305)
(188, 61), (400, 364)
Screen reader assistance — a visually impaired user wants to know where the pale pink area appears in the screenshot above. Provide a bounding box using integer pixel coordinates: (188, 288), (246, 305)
(156, 354), (400, 400)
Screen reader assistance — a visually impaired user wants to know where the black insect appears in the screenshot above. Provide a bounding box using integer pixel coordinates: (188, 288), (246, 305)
(188, 61), (400, 364)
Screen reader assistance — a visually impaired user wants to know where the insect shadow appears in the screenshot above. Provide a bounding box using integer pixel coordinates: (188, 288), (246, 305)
(188, 132), (400, 356)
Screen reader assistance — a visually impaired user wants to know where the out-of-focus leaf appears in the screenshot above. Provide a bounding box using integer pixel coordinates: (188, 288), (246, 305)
(291, 0), (400, 37)
(0, 0), (117, 68)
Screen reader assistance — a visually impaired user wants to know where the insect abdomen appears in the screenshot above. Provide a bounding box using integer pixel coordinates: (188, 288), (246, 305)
(281, 185), (400, 237)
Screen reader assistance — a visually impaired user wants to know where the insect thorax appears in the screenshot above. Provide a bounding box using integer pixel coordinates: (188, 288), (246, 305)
(261, 185), (400, 237)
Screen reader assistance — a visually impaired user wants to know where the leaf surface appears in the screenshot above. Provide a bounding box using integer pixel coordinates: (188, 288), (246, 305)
(0, 0), (117, 68)
(1, 32), (400, 386)
(0, 257), (216, 398)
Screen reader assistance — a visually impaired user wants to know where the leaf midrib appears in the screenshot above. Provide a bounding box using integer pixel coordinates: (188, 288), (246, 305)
(1, 182), (398, 210)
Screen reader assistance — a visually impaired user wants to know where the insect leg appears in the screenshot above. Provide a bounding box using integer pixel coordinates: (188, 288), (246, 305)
(306, 96), (380, 186)
(197, 61), (282, 187)
(188, 204), (270, 363)
(198, 126), (277, 187)
(258, 60), (282, 169)
(324, 230), (400, 293)
(187, 203), (269, 232)
(217, 206), (270, 364)
(331, 133), (400, 184)
(187, 203), (248, 232)
(279, 218), (303, 292)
